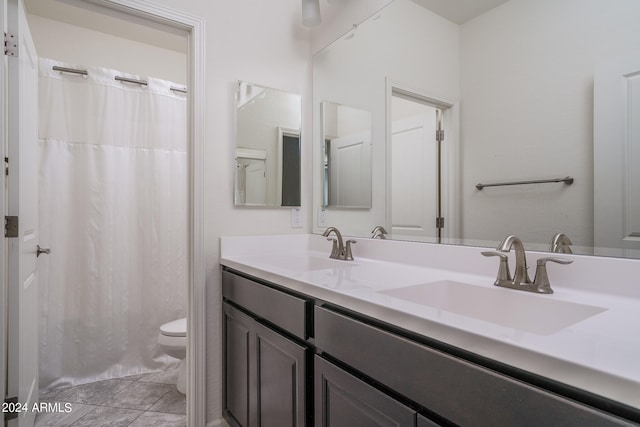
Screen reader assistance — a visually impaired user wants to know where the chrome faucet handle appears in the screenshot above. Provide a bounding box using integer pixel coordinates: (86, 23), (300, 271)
(481, 251), (512, 285)
(326, 238), (340, 259)
(344, 240), (357, 261)
(532, 257), (573, 294)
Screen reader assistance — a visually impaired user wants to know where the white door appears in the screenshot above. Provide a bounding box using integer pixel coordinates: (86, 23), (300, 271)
(5, 0), (40, 425)
(390, 111), (437, 238)
(1, 0), (7, 421)
(245, 160), (267, 205)
(594, 53), (640, 255)
(328, 131), (372, 208)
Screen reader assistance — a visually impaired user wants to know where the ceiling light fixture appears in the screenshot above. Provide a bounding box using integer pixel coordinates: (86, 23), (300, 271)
(302, 0), (321, 26)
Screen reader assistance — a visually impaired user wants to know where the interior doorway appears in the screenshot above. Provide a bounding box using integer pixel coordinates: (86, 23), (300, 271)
(386, 81), (458, 243)
(2, 0), (205, 425)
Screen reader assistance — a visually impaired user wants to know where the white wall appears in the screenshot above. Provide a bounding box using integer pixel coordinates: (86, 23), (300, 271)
(26, 14), (187, 84)
(460, 0), (640, 247)
(312, 0), (459, 236)
(311, 0), (392, 54)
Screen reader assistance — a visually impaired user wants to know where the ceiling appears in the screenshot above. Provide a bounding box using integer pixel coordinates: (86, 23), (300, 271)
(23, 0), (187, 53)
(23, 0), (509, 55)
(411, 0), (510, 24)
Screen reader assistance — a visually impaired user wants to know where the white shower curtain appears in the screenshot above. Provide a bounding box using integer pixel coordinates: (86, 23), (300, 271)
(37, 58), (188, 390)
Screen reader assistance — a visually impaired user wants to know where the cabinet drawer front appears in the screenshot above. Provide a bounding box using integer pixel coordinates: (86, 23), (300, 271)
(315, 356), (416, 427)
(223, 270), (308, 339)
(315, 306), (631, 427)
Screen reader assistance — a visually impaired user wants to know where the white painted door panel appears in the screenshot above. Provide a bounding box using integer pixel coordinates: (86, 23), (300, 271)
(594, 53), (640, 254)
(245, 160), (267, 205)
(7, 0), (39, 425)
(391, 111), (437, 238)
(329, 131), (372, 208)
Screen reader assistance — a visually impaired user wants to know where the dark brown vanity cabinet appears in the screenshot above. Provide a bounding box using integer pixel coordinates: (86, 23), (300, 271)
(222, 271), (310, 427)
(314, 305), (636, 427)
(222, 268), (639, 427)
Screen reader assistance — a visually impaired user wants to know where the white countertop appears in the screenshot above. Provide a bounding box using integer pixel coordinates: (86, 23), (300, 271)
(220, 234), (640, 411)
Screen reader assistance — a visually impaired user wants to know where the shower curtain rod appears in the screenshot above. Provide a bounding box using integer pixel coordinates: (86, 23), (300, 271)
(52, 65), (184, 92)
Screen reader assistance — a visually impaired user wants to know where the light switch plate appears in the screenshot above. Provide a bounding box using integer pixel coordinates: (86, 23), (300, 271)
(318, 207), (328, 227)
(291, 208), (302, 228)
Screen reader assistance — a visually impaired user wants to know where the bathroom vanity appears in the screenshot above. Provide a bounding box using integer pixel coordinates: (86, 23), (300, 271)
(220, 235), (640, 426)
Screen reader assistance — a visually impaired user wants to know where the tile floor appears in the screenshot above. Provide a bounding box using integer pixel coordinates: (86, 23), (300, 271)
(35, 369), (186, 427)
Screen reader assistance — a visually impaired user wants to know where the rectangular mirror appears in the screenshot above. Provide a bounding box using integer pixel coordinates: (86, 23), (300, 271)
(322, 101), (372, 209)
(235, 81), (301, 207)
(312, 0), (640, 259)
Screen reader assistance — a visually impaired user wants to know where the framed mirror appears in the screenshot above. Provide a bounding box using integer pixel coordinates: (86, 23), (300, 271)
(322, 101), (373, 209)
(312, 0), (640, 259)
(235, 81), (301, 207)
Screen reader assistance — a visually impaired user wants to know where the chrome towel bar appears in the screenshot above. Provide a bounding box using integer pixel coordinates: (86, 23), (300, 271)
(476, 176), (574, 190)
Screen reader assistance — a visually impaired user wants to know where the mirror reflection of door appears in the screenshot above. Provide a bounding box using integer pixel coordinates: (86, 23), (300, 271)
(391, 96), (439, 239)
(236, 148), (268, 206)
(322, 101), (373, 208)
(328, 131), (372, 207)
(594, 53), (640, 255)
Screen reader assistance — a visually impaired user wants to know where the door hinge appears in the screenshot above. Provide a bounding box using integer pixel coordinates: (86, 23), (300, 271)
(436, 217), (445, 229)
(5, 216), (18, 238)
(5, 157), (8, 176)
(4, 32), (17, 56)
(3, 396), (19, 421)
(436, 130), (445, 142)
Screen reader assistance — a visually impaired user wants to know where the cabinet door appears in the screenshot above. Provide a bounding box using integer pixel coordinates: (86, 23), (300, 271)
(254, 322), (307, 427)
(223, 302), (308, 427)
(315, 356), (416, 427)
(223, 303), (253, 427)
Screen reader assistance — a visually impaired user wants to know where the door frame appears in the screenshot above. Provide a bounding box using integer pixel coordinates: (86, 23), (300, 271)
(385, 78), (460, 242)
(1, 0), (206, 425)
(1, 0), (7, 420)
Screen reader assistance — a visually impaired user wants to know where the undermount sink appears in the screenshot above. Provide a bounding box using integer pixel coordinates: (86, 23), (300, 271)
(379, 280), (606, 335)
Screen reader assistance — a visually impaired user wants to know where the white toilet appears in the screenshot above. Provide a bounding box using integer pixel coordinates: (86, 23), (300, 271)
(158, 317), (187, 394)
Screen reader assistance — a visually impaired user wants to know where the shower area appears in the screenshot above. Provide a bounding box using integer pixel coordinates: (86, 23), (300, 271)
(26, 1), (189, 400)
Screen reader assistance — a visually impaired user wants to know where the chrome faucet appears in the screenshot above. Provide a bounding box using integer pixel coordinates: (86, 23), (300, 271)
(550, 233), (573, 254)
(497, 235), (531, 284)
(482, 234), (572, 294)
(322, 227), (356, 261)
(371, 225), (388, 239)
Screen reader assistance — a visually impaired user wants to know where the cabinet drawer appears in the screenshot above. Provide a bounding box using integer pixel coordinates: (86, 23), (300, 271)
(315, 355), (417, 427)
(315, 305), (632, 427)
(222, 270), (309, 340)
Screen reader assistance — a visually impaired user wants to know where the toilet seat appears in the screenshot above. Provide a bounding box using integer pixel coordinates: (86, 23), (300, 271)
(160, 317), (187, 337)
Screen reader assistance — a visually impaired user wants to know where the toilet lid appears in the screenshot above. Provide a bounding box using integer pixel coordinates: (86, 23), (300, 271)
(160, 318), (187, 337)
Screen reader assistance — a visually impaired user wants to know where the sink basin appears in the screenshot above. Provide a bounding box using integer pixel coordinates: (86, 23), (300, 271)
(379, 280), (606, 335)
